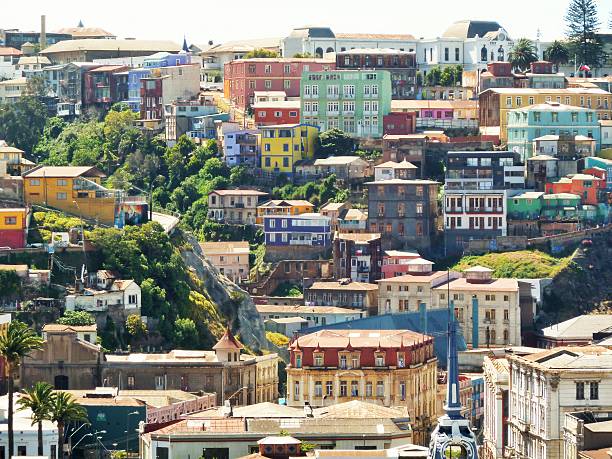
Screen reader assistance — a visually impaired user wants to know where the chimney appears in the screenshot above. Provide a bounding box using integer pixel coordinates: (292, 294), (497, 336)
(40, 15), (47, 50)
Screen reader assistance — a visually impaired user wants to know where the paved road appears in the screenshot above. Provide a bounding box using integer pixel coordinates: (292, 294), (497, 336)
(152, 212), (180, 234)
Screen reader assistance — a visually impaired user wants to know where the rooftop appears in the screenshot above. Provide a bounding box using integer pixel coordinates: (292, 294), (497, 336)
(376, 160), (418, 169)
(540, 314), (612, 340)
(335, 32), (416, 40)
(391, 99), (478, 110)
(442, 20), (504, 39)
(40, 39), (181, 54)
(256, 305), (362, 315)
(43, 324), (97, 333)
(290, 329), (432, 350)
(54, 27), (115, 38)
(511, 191), (545, 199)
(210, 189), (268, 197)
(308, 281), (378, 291)
(341, 209), (368, 221)
(336, 232), (381, 243)
(200, 241), (250, 255)
(314, 156), (368, 166)
(377, 271), (450, 284)
(336, 48), (416, 55)
(364, 178), (439, 185)
(482, 87), (611, 95)
(258, 199), (313, 208)
(23, 166), (106, 178)
(434, 277), (519, 292)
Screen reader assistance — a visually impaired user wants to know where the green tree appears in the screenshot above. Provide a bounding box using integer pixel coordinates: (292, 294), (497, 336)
(0, 321), (44, 457)
(57, 310), (96, 326)
(424, 66), (442, 86)
(318, 129), (355, 157)
(17, 382), (54, 456)
(243, 48), (279, 59)
(544, 40), (571, 72)
(292, 52), (313, 58)
(0, 271), (22, 300)
(508, 38), (539, 72)
(565, 0), (605, 70)
(173, 317), (198, 348)
(48, 392), (89, 456)
(0, 96), (48, 153)
(125, 314), (147, 338)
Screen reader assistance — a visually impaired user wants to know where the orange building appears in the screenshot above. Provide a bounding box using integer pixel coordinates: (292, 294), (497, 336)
(0, 207), (29, 249)
(544, 167), (607, 206)
(256, 199), (314, 224)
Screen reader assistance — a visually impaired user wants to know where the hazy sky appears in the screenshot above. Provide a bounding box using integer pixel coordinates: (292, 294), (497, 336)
(2, 0), (611, 46)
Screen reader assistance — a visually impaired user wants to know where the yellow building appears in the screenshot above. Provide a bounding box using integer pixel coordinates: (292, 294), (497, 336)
(286, 329), (438, 445)
(23, 166), (120, 225)
(255, 199), (314, 224)
(479, 87), (612, 142)
(260, 124), (319, 174)
(0, 207), (29, 249)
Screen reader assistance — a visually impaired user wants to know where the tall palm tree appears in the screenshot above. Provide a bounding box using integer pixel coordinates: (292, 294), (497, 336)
(508, 38), (539, 72)
(17, 382), (55, 455)
(0, 321), (44, 457)
(544, 41), (571, 72)
(49, 391), (89, 457)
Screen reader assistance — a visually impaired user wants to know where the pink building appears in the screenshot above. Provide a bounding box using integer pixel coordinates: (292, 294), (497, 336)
(381, 250), (422, 278)
(223, 58), (335, 111)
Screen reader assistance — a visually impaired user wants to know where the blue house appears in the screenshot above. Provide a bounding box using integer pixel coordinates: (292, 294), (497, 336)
(264, 213), (331, 247)
(187, 113), (230, 140)
(127, 52), (193, 111)
(507, 102), (601, 160)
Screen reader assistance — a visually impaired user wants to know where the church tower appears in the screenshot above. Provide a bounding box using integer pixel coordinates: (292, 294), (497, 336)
(428, 301), (479, 459)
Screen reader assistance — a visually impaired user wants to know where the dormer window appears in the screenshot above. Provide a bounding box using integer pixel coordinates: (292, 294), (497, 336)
(397, 352), (405, 368)
(351, 355), (359, 369)
(295, 353), (302, 368)
(375, 353), (385, 367)
(314, 353), (324, 367)
(340, 354), (347, 369)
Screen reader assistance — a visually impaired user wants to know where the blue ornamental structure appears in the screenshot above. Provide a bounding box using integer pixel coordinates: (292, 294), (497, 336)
(428, 300), (479, 459)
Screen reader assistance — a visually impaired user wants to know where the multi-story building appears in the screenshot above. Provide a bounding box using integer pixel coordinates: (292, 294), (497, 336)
(305, 280), (379, 314)
(335, 49), (417, 99)
(507, 346), (612, 459)
(337, 208), (368, 234)
(374, 160), (418, 181)
(366, 178), (440, 251)
(223, 58), (334, 111)
(333, 233), (382, 283)
(0, 207), (29, 249)
(482, 356), (510, 459)
(82, 65), (129, 109)
(585, 156), (612, 189)
(381, 134), (429, 174)
(256, 199), (314, 224)
(263, 213), (331, 248)
(221, 129), (260, 166)
(253, 100), (300, 126)
(140, 64), (201, 121)
(207, 189), (269, 225)
(507, 102), (600, 159)
(300, 69), (392, 138)
(537, 314), (612, 349)
(377, 259), (459, 315)
(383, 111), (418, 136)
(564, 411), (612, 459)
(259, 123), (319, 175)
(507, 191), (545, 237)
(0, 143), (33, 176)
(480, 61), (566, 93)
(286, 329), (438, 444)
(256, 304), (363, 328)
(478, 88), (612, 143)
(22, 166), (148, 227)
(381, 249), (421, 279)
(43, 62), (100, 116)
(432, 266), (521, 347)
(526, 155), (559, 191)
(532, 134), (597, 159)
(0, 46), (20, 79)
(0, 77), (28, 104)
(545, 167), (608, 206)
(199, 241), (250, 284)
(321, 202), (352, 233)
(164, 98), (219, 146)
(443, 151), (524, 253)
(391, 100), (479, 130)
(4, 30), (72, 50)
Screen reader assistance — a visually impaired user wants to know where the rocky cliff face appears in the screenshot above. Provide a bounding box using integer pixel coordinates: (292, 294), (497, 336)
(179, 232), (269, 352)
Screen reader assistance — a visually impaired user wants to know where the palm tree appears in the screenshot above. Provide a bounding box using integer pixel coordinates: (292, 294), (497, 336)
(508, 38), (539, 72)
(0, 321), (44, 457)
(17, 382), (55, 455)
(49, 391), (89, 457)
(544, 41), (571, 72)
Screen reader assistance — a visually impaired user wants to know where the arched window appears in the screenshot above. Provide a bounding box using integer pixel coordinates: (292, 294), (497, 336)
(326, 47), (334, 53)
(481, 46), (488, 62)
(315, 47), (324, 58)
(498, 45), (505, 61)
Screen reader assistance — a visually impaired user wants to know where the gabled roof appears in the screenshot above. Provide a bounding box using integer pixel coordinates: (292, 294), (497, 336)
(23, 166), (106, 178)
(212, 326), (244, 350)
(336, 232), (381, 243)
(375, 160), (417, 169)
(314, 156), (368, 166)
(43, 324), (97, 333)
(340, 209), (367, 221)
(258, 199), (313, 208)
(290, 329), (431, 350)
(540, 314), (612, 340)
(0, 47), (22, 56)
(442, 20), (504, 39)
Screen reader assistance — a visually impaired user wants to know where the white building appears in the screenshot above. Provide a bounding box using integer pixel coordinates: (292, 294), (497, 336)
(256, 304), (364, 327)
(482, 357), (510, 459)
(0, 394), (58, 458)
(0, 77), (28, 104)
(507, 346), (612, 459)
(65, 270), (141, 313)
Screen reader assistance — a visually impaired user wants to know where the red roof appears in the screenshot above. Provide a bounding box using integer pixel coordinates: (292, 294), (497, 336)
(0, 47), (22, 56)
(289, 329), (432, 350)
(213, 326), (244, 350)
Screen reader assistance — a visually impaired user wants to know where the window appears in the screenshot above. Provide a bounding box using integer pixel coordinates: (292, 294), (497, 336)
(295, 354), (302, 368)
(294, 381), (300, 400)
(340, 381), (348, 397)
(576, 382), (585, 400)
(444, 48), (449, 61)
(17, 446), (26, 456)
(416, 202), (423, 215)
(400, 382), (406, 400)
(590, 382), (599, 400)
(284, 80), (291, 89)
(264, 80), (272, 89)
(366, 382), (373, 397)
(326, 381), (333, 396)
(340, 354), (347, 369)
(351, 355), (359, 369)
(314, 381), (323, 397)
(4, 217), (16, 225)
(314, 353), (323, 366)
(375, 353), (385, 367)
(56, 179), (67, 186)
(128, 294), (137, 304)
(455, 48), (460, 61)
(29, 179), (40, 186)
(56, 192), (67, 200)
(127, 376), (135, 389)
(264, 64), (271, 74)
(284, 64), (291, 73)
(351, 380), (359, 396)
(376, 381), (384, 397)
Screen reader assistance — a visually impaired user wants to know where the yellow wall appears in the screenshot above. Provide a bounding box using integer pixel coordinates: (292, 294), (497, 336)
(498, 91), (612, 141)
(0, 209), (26, 230)
(255, 203), (314, 223)
(24, 176), (117, 225)
(260, 125), (319, 173)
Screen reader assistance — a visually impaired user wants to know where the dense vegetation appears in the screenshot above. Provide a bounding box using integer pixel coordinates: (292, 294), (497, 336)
(453, 250), (575, 279)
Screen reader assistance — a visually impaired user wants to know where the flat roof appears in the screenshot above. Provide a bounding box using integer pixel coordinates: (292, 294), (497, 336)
(434, 277), (519, 292)
(256, 304), (361, 315)
(309, 281), (378, 291)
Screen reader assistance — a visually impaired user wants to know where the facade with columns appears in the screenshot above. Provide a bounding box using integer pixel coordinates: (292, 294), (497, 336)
(286, 329), (438, 444)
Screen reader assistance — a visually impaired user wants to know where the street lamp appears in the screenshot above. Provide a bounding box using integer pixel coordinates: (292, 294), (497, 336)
(126, 411), (139, 457)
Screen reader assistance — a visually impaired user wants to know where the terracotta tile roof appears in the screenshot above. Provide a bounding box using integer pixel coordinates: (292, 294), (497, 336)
(290, 329), (432, 349)
(213, 326), (244, 350)
(0, 47), (22, 56)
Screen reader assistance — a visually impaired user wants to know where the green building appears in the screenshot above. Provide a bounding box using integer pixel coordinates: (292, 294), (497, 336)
(541, 193), (582, 220)
(507, 191), (544, 220)
(300, 69), (392, 138)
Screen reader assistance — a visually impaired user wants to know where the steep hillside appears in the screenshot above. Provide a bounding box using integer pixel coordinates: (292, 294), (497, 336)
(452, 250), (574, 278)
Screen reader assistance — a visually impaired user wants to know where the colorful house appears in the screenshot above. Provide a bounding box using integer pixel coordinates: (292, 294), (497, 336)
(507, 102), (601, 159)
(300, 69), (392, 138)
(381, 250), (421, 279)
(507, 191), (544, 220)
(220, 129), (260, 167)
(540, 193), (582, 221)
(0, 207), (29, 249)
(584, 157), (612, 189)
(22, 166), (148, 227)
(263, 213), (331, 247)
(253, 100), (300, 126)
(545, 167), (607, 206)
(256, 199), (314, 224)
(259, 124), (319, 175)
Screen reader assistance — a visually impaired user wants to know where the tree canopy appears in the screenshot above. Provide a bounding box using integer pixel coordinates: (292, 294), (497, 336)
(565, 0), (605, 69)
(508, 38), (539, 72)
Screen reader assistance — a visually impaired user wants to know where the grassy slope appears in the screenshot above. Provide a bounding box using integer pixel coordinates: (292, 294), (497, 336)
(452, 250), (575, 279)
